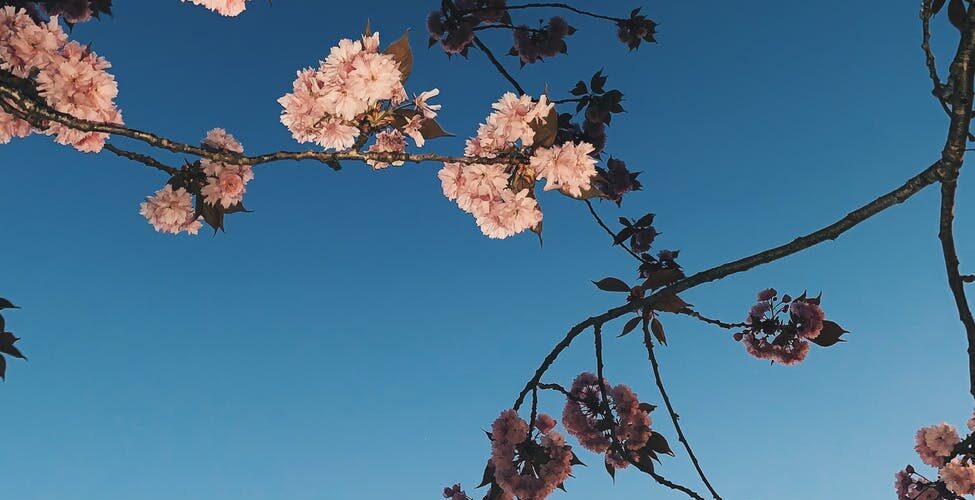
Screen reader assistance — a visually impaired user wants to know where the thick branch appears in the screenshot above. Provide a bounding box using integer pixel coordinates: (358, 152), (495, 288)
(643, 324), (721, 500)
(513, 160), (942, 411)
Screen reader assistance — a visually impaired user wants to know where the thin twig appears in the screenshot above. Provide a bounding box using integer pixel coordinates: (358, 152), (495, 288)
(103, 144), (178, 175)
(643, 324), (722, 499)
(471, 36), (528, 95)
(585, 199), (645, 262)
(466, 3), (626, 23)
(677, 308), (746, 330)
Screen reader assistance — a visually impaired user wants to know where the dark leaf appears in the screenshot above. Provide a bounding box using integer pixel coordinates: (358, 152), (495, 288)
(500, 10), (513, 25)
(0, 332), (25, 360)
(613, 226), (637, 245)
(0, 354), (6, 380)
(420, 117), (453, 140)
(639, 402), (657, 413)
(809, 320), (850, 347)
(593, 277), (631, 293)
(575, 99), (588, 113)
(556, 482), (566, 492)
(0, 314), (4, 332)
(619, 316), (642, 337)
(570, 81), (588, 96)
(648, 431), (675, 456)
(531, 105), (559, 148)
(642, 268), (685, 290)
(635, 213), (654, 227)
(618, 217), (633, 227)
(933, 0), (948, 14)
(604, 458), (616, 480)
(570, 452), (586, 466)
(650, 317), (667, 345)
(384, 30), (413, 81)
(223, 202), (250, 214)
(653, 293), (691, 313)
(0, 298), (18, 310)
(590, 70), (607, 94)
(477, 461), (495, 488)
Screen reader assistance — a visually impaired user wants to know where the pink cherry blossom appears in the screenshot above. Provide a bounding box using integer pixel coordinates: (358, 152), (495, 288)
(199, 128), (253, 208)
(489, 409), (573, 499)
(914, 423), (960, 467)
(535, 414), (557, 434)
(0, 6), (66, 78)
(402, 114), (425, 147)
(414, 88), (441, 119)
(474, 188), (542, 239)
(530, 141), (598, 197)
(36, 41), (123, 152)
(139, 185), (201, 235)
(562, 372), (652, 469)
(0, 110), (31, 144)
(181, 0), (247, 17)
(487, 92), (553, 146)
(366, 129), (406, 169)
(942, 458), (975, 495)
(790, 300), (825, 339)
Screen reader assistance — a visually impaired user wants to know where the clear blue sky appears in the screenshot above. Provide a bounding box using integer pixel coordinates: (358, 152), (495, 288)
(0, 1), (971, 499)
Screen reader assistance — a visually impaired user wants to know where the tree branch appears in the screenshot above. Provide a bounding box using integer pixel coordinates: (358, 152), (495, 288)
(642, 324), (721, 499)
(513, 159), (942, 411)
(103, 144), (178, 175)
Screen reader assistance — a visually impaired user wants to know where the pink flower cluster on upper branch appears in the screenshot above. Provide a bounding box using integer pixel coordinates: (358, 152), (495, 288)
(0, 6), (122, 151)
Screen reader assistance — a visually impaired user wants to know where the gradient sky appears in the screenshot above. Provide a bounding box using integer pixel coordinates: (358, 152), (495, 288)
(0, 1), (972, 499)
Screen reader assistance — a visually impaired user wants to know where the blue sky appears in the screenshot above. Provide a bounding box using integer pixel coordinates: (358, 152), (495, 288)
(0, 1), (971, 499)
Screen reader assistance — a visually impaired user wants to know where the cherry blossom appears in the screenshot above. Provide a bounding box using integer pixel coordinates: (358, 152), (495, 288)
(181, 0), (247, 17)
(139, 185), (201, 235)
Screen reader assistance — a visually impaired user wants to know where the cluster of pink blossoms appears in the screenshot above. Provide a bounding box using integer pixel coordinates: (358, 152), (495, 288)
(278, 31), (441, 162)
(180, 0), (247, 17)
(199, 128), (253, 208)
(734, 288), (825, 365)
(561, 372), (651, 469)
(898, 413), (975, 498)
(140, 128), (251, 235)
(915, 423), (962, 468)
(439, 92), (598, 239)
(0, 6), (122, 151)
(489, 409), (574, 500)
(139, 185), (201, 235)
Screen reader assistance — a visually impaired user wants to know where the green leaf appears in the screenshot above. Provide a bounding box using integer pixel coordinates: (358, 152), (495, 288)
(384, 30), (413, 81)
(593, 277), (631, 293)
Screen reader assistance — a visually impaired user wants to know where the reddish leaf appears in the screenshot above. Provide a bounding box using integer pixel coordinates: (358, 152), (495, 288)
(639, 402), (657, 413)
(384, 30), (413, 80)
(593, 277), (631, 293)
(619, 316), (642, 337)
(531, 105), (559, 148)
(604, 458), (616, 480)
(643, 268), (685, 290)
(809, 320), (850, 347)
(653, 293), (691, 313)
(647, 431), (674, 456)
(650, 317), (667, 345)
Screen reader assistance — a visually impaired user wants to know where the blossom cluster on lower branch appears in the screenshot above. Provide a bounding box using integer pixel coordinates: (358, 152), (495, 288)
(898, 411), (975, 498)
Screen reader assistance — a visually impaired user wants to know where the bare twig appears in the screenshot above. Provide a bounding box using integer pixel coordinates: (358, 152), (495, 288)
(643, 324), (722, 499)
(677, 308), (746, 330)
(585, 199), (645, 262)
(103, 144), (178, 175)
